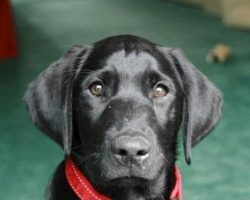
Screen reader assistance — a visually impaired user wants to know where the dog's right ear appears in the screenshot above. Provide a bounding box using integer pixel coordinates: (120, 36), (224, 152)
(24, 45), (92, 155)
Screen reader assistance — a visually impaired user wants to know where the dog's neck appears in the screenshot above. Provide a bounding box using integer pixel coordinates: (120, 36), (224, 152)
(106, 171), (169, 200)
(65, 158), (179, 200)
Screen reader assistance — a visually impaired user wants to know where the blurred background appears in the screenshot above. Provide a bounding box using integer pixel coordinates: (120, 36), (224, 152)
(0, 0), (250, 199)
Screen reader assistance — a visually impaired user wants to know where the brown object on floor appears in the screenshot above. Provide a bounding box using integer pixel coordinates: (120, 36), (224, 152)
(206, 43), (232, 63)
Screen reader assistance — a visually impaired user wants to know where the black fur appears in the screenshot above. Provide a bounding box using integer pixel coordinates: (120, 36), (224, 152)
(24, 35), (223, 200)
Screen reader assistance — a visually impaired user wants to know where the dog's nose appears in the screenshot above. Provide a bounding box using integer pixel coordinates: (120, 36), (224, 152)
(111, 135), (151, 165)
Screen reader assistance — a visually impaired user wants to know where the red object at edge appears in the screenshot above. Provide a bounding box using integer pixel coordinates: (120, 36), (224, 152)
(0, 0), (18, 59)
(65, 157), (183, 200)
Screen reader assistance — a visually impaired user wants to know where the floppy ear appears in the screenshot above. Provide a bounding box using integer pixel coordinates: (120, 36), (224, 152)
(24, 45), (92, 155)
(158, 47), (223, 165)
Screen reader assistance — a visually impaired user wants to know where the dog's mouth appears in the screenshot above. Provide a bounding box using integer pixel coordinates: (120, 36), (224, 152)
(105, 163), (166, 188)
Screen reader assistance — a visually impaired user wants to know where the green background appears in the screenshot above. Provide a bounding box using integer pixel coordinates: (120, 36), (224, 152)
(1, 0), (249, 199)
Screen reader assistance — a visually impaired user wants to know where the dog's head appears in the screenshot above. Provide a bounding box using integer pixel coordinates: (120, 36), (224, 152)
(24, 35), (222, 193)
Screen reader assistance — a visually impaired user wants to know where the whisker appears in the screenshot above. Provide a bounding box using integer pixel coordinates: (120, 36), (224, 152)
(75, 152), (101, 164)
(159, 154), (171, 168)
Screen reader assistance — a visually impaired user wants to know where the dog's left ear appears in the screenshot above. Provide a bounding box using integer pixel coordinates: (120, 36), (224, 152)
(24, 45), (92, 155)
(158, 47), (223, 165)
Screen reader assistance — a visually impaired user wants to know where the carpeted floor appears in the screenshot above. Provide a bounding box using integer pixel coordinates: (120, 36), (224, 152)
(0, 0), (250, 199)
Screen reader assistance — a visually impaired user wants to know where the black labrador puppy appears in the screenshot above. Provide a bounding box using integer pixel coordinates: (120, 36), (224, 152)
(24, 35), (223, 200)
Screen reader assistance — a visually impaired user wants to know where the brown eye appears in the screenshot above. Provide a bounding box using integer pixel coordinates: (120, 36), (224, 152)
(153, 84), (168, 99)
(89, 82), (104, 96)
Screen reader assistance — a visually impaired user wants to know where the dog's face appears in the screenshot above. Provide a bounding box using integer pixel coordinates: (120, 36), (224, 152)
(73, 47), (182, 187)
(24, 35), (222, 197)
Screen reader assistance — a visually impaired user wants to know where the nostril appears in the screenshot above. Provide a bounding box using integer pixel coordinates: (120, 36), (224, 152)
(137, 150), (148, 156)
(118, 149), (127, 156)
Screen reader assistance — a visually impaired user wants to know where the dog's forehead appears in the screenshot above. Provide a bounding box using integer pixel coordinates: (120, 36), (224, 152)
(104, 50), (159, 74)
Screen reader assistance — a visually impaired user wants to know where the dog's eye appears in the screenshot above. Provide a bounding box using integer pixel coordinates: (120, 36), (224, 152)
(89, 82), (104, 96)
(153, 84), (168, 99)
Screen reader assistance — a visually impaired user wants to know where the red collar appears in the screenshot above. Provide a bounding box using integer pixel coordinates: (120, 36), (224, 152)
(65, 158), (183, 200)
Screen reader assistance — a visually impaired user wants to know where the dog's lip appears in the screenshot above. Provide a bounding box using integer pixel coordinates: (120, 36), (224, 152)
(104, 161), (166, 184)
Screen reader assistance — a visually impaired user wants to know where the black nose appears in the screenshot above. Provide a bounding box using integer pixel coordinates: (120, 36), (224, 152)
(111, 135), (151, 165)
